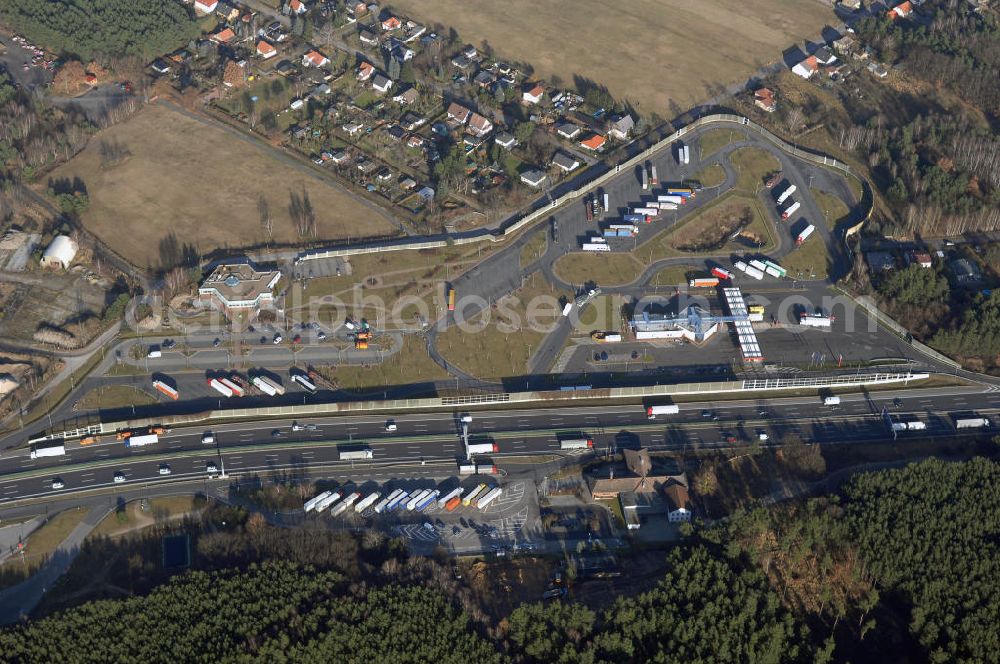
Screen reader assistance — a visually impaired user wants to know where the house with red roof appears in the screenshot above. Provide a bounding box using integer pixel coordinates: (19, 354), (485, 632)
(579, 134), (607, 151)
(467, 112), (493, 137)
(356, 61), (375, 81)
(211, 27), (237, 44)
(887, 1), (913, 19)
(792, 55), (818, 79)
(257, 40), (277, 59)
(381, 16), (401, 31)
(447, 102), (472, 124)
(754, 88), (776, 113)
(194, 0), (218, 14)
(522, 83), (544, 105)
(289, 0), (308, 14)
(302, 50), (329, 68)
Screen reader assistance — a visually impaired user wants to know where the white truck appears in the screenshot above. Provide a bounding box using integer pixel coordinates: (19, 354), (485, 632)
(646, 404), (679, 419)
(477, 486), (503, 509)
(467, 442), (499, 455)
(776, 184), (796, 205)
(354, 492), (381, 513)
(823, 396), (841, 406)
(304, 490), (333, 512)
(124, 433), (159, 448)
(29, 440), (66, 460)
(340, 448), (373, 461)
(374, 489), (404, 514)
(252, 375), (286, 396)
(955, 417), (990, 429)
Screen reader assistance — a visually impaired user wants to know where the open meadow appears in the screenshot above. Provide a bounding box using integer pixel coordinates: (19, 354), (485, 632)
(46, 103), (400, 266)
(390, 0), (830, 112)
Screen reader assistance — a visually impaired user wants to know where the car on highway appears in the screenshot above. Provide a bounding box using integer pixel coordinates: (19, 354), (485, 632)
(893, 398), (903, 409)
(758, 408), (769, 418)
(213, 338), (221, 347)
(460, 414), (473, 424)
(757, 431), (770, 441)
(113, 472), (126, 483)
(271, 429), (283, 438)
(202, 433), (215, 445)
(162, 339), (176, 349)
(206, 462), (218, 473)
(385, 420), (397, 432)
(51, 478), (65, 490)
(158, 464), (172, 475)
(702, 410), (713, 418)
(291, 422), (318, 432)
(317, 330), (327, 341)
(273, 333), (283, 344)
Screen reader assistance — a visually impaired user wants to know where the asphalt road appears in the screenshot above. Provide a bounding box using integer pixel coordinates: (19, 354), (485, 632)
(3, 383), (998, 508)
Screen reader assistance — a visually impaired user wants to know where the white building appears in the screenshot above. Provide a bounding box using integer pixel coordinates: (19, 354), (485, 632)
(40, 235), (78, 270)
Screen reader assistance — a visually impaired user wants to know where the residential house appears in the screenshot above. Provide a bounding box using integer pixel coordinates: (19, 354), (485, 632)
(194, 0), (218, 14)
(302, 50), (329, 68)
(392, 87), (418, 105)
(467, 112), (493, 137)
(381, 15), (401, 31)
(211, 27), (237, 44)
(343, 122), (365, 136)
(151, 59), (172, 75)
(555, 122), (581, 139)
(417, 186), (435, 201)
(522, 83), (544, 105)
(359, 27), (379, 45)
(831, 35), (857, 55)
(400, 111), (426, 130)
(792, 55), (819, 79)
(663, 481), (692, 523)
(372, 74), (393, 93)
(590, 449), (685, 500)
(198, 261), (281, 315)
(356, 61), (375, 81)
(356, 159), (377, 174)
(814, 46), (838, 66)
(311, 82), (331, 96)
(256, 40), (277, 59)
(376, 167), (393, 180)
(348, 1), (367, 16)
(406, 134), (424, 149)
(552, 151), (580, 173)
(494, 132), (516, 149)
(580, 134), (607, 151)
(447, 102), (472, 124)
(450, 54), (474, 70)
(385, 124), (406, 141)
(908, 251), (933, 268)
(839, 0), (862, 8)
(473, 70), (495, 89)
(461, 45), (478, 60)
(329, 149), (350, 164)
(289, 0), (308, 14)
(520, 169), (548, 188)
(391, 44), (415, 61)
(867, 61), (889, 78)
(215, 1), (239, 22)
(608, 114), (635, 141)
(887, 1), (914, 18)
(754, 87), (777, 113)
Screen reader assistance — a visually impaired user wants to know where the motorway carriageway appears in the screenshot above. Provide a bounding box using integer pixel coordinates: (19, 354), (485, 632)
(2, 384), (999, 505)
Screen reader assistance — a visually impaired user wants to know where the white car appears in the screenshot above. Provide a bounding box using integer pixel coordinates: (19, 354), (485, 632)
(202, 433), (215, 445)
(345, 320), (356, 331)
(273, 334), (283, 344)
(206, 462), (218, 473)
(113, 472), (126, 484)
(757, 432), (770, 442)
(158, 464), (172, 475)
(51, 479), (65, 490)
(385, 420), (397, 432)
(460, 414), (473, 424)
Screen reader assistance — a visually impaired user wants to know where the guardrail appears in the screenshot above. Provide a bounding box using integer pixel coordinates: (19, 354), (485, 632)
(38, 370), (928, 444)
(296, 113), (876, 264)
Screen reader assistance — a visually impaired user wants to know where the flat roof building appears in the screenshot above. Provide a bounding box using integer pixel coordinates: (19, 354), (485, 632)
(198, 261), (281, 314)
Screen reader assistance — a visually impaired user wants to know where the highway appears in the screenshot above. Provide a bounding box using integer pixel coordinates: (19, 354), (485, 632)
(3, 383), (998, 508)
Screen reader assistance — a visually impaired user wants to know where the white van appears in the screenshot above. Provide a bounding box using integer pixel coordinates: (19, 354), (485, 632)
(823, 396), (841, 406)
(460, 414), (473, 424)
(202, 433), (215, 445)
(385, 420), (397, 432)
(147, 348), (162, 358)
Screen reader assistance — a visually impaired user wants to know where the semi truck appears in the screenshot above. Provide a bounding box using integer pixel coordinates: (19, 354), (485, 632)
(477, 487), (503, 509)
(374, 489), (404, 513)
(208, 378), (234, 398)
(632, 206), (659, 216)
(796, 225), (815, 245)
(445, 496), (462, 511)
(689, 277), (720, 288)
(641, 167), (649, 190)
(650, 165), (659, 186)
(647, 404), (679, 419)
(591, 331), (623, 343)
(439, 487), (464, 507)
(749, 259), (767, 272)
(467, 441), (499, 455)
(711, 267), (734, 280)
(385, 490), (410, 511)
(800, 313), (833, 327)
(354, 492), (381, 513)
(331, 492), (360, 516)
(252, 375), (285, 396)
(781, 201), (801, 219)
(304, 490), (333, 512)
(745, 266), (765, 280)
(218, 377), (244, 397)
(152, 380), (179, 401)
(406, 489), (431, 511)
(291, 373), (317, 394)
(658, 195), (685, 205)
(682, 145), (690, 165)
(955, 417), (990, 429)
(458, 462), (478, 474)
(823, 396), (841, 406)
(666, 187), (695, 198)
(762, 261), (786, 278)
(560, 438), (594, 450)
(476, 464), (499, 475)
(416, 490), (440, 511)
(748, 305), (765, 322)
(29, 440), (66, 459)
(314, 491), (342, 513)
(652, 202), (678, 211)
(776, 184), (796, 205)
(340, 448), (373, 461)
(125, 433), (159, 448)
(582, 243), (612, 252)
(623, 213), (645, 223)
(462, 484), (488, 506)
(893, 421), (927, 431)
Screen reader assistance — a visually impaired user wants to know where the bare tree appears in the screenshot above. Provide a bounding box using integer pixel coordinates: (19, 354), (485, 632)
(258, 194), (273, 239)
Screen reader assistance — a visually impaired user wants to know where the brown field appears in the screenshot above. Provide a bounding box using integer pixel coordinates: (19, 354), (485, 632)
(389, 0), (830, 111)
(47, 104), (399, 266)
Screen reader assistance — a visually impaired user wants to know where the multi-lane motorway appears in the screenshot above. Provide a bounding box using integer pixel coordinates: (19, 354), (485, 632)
(2, 382), (998, 508)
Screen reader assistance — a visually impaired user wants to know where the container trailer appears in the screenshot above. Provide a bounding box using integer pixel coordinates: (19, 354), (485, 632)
(646, 404), (680, 418)
(781, 201), (801, 219)
(416, 490), (440, 511)
(796, 225), (815, 245)
(340, 448), (374, 461)
(560, 438), (594, 450)
(776, 184), (796, 205)
(304, 491), (333, 512)
(711, 267), (733, 280)
(650, 165), (659, 186)
(462, 484), (488, 506)
(354, 492), (381, 513)
(467, 441), (499, 454)
(445, 496), (462, 511)
(657, 195), (685, 205)
(331, 492), (360, 516)
(252, 375), (285, 396)
(208, 378), (234, 398)
(152, 380), (179, 400)
(406, 489), (431, 511)
(477, 487), (503, 509)
(314, 491), (342, 513)
(218, 377), (244, 397)
(582, 243), (611, 252)
(291, 373), (317, 394)
(375, 489), (405, 513)
(689, 277), (720, 288)
(125, 433), (159, 448)
(439, 488), (464, 506)
(955, 418), (990, 429)
(29, 440), (66, 459)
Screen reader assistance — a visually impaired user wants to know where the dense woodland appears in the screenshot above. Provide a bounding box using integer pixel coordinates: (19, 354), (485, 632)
(4, 459), (1000, 662)
(0, 0), (198, 62)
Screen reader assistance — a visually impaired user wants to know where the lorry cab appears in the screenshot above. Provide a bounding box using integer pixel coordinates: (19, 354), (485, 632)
(201, 433), (215, 445)
(113, 472), (126, 484)
(51, 478), (65, 490)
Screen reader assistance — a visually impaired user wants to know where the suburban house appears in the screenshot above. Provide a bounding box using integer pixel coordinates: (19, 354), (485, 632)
(867, 61), (889, 78)
(406, 135), (424, 148)
(447, 102), (472, 124)
(256, 40), (277, 59)
(580, 134), (607, 151)
(391, 44), (415, 61)
(792, 55), (819, 79)
(467, 112), (493, 137)
(908, 251), (933, 268)
(356, 61), (375, 81)
(832, 35), (857, 55)
(210, 27), (236, 44)
(555, 122), (581, 139)
(302, 50), (329, 68)
(393, 87), (418, 105)
(198, 262), (281, 315)
(342, 122), (364, 136)
(194, 0), (218, 15)
(359, 27), (379, 45)
(372, 74), (393, 93)
(450, 54), (474, 70)
(289, 0), (307, 14)
(814, 46), (838, 66)
(522, 83), (544, 104)
(381, 15), (402, 31)
(608, 114), (635, 141)
(663, 481), (693, 523)
(840, 0), (862, 8)
(329, 149), (350, 164)
(399, 175), (417, 190)
(754, 87), (777, 113)
(888, 1), (913, 18)
(473, 70), (495, 89)
(552, 151), (580, 173)
(400, 112), (426, 130)
(494, 132), (516, 149)
(520, 169), (548, 188)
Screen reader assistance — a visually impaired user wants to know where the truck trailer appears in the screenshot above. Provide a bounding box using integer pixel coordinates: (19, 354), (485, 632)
(800, 314), (833, 327)
(354, 492), (381, 513)
(781, 201), (801, 219)
(125, 433), (159, 448)
(218, 377), (244, 397)
(385, 491), (410, 511)
(304, 491), (333, 512)
(331, 492), (360, 516)
(477, 487), (503, 509)
(406, 489), (432, 511)
(439, 488), (464, 507)
(560, 438), (594, 450)
(314, 491), (342, 513)
(796, 225), (815, 245)
(647, 404), (680, 418)
(689, 277), (720, 288)
(711, 267), (734, 280)
(955, 418), (990, 429)
(291, 373), (317, 394)
(458, 463), (478, 475)
(462, 484), (488, 506)
(776, 184), (796, 205)
(152, 380), (179, 401)
(252, 375), (285, 396)
(582, 243), (612, 252)
(29, 440), (66, 460)
(374, 489), (405, 514)
(208, 378), (234, 398)
(416, 490), (440, 512)
(650, 165), (659, 186)
(467, 441), (499, 455)
(340, 448), (374, 461)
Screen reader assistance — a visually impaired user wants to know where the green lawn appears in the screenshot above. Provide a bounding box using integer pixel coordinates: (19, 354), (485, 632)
(699, 128), (739, 159)
(729, 147), (780, 193)
(553, 252), (646, 286)
(781, 232), (830, 280)
(519, 231), (548, 268)
(810, 189), (851, 230)
(692, 163), (726, 188)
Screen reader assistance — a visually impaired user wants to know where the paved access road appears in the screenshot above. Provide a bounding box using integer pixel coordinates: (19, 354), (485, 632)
(3, 383), (998, 508)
